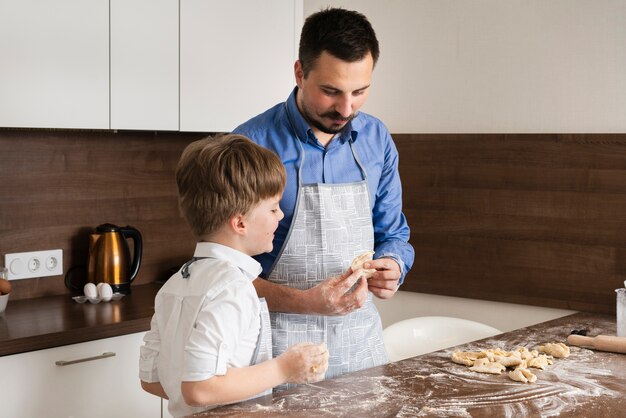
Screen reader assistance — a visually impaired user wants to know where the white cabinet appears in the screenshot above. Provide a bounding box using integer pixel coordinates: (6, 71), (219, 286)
(0, 332), (159, 418)
(0, 0), (109, 129)
(110, 0), (179, 131)
(0, 1), (302, 131)
(180, 0), (302, 132)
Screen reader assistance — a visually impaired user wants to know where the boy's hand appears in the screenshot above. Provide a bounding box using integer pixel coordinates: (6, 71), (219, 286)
(278, 342), (329, 384)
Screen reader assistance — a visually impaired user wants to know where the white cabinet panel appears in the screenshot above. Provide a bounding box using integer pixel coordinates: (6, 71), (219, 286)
(180, 0), (301, 132)
(0, 0), (109, 129)
(111, 0), (179, 131)
(0, 333), (159, 418)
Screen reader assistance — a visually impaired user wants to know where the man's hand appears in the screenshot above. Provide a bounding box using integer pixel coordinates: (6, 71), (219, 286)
(303, 269), (369, 316)
(363, 257), (401, 300)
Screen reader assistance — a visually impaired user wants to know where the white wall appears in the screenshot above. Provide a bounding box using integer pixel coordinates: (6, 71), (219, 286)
(304, 0), (626, 133)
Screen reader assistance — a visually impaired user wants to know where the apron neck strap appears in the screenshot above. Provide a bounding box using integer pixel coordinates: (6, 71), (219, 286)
(181, 256), (207, 279)
(284, 103), (368, 186)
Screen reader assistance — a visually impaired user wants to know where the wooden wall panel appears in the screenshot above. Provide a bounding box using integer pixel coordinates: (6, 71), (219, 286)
(2, 130), (624, 315)
(395, 134), (626, 314)
(0, 129), (209, 300)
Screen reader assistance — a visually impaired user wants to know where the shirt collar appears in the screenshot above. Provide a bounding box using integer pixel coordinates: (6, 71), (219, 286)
(193, 242), (262, 281)
(286, 87), (360, 146)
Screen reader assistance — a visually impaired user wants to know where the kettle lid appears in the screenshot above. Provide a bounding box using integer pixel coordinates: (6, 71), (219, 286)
(96, 223), (120, 233)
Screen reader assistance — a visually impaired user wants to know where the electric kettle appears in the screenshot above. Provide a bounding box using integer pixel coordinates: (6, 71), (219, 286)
(87, 223), (142, 294)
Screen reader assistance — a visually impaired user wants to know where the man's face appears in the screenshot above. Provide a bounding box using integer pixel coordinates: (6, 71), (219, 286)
(295, 51), (374, 140)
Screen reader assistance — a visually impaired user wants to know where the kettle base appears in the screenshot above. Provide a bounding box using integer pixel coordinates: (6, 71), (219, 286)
(111, 283), (132, 295)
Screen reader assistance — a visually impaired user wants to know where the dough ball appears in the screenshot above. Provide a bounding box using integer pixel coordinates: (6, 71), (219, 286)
(493, 354), (523, 368)
(538, 342), (570, 358)
(350, 251), (376, 279)
(451, 350), (482, 366)
(527, 354), (554, 370)
(469, 358), (506, 374)
(508, 367), (537, 383)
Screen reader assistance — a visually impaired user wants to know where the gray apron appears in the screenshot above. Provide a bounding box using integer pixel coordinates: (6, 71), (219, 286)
(181, 258), (272, 397)
(248, 297), (272, 397)
(267, 109), (388, 387)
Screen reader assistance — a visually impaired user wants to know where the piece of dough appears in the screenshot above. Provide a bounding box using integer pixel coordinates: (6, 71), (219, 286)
(469, 357), (506, 375)
(351, 251), (376, 279)
(451, 343), (567, 384)
(538, 342), (570, 358)
(451, 350), (482, 366)
(526, 354), (554, 370)
(514, 346), (539, 360)
(493, 354), (523, 368)
(508, 367), (537, 383)
(480, 348), (509, 360)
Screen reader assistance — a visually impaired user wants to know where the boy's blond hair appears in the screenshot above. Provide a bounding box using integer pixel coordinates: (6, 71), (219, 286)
(176, 134), (286, 238)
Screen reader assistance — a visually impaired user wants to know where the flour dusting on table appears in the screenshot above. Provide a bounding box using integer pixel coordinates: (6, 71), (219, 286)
(201, 314), (625, 417)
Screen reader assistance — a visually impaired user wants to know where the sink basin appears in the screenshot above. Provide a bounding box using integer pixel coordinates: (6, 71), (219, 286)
(383, 316), (502, 361)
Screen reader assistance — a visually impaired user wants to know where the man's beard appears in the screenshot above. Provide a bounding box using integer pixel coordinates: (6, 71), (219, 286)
(302, 104), (355, 135)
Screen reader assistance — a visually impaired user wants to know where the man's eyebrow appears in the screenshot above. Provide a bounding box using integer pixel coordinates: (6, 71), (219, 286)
(319, 84), (371, 92)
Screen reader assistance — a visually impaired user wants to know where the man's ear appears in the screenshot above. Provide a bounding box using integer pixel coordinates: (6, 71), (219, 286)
(229, 214), (247, 236)
(294, 60), (304, 87)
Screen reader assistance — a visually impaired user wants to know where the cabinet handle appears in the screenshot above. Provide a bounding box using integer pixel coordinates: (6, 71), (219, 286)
(55, 351), (116, 366)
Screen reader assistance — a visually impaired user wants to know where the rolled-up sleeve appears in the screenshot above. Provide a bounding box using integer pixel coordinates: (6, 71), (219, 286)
(139, 314), (161, 382)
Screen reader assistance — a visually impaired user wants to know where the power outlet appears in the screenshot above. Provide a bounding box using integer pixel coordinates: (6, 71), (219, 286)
(4, 249), (63, 280)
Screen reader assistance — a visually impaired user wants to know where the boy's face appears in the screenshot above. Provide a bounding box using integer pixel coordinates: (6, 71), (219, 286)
(243, 194), (284, 256)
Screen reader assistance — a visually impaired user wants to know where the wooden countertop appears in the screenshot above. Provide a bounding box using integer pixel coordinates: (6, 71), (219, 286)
(201, 312), (625, 417)
(0, 283), (160, 357)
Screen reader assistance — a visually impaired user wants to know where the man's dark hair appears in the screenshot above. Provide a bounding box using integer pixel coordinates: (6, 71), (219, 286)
(298, 7), (380, 77)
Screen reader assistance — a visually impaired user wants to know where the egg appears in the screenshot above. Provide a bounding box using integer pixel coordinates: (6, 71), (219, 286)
(0, 278), (11, 295)
(83, 282), (98, 299)
(98, 282), (113, 302)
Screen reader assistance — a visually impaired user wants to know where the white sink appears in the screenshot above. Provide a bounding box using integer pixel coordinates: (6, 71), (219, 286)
(383, 315), (502, 362)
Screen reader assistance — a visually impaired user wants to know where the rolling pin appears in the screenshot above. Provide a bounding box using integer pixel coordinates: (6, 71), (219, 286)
(567, 334), (626, 354)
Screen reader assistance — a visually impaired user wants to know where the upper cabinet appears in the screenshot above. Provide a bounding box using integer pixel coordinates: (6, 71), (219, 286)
(110, 0), (179, 131)
(180, 0), (301, 132)
(0, 0), (302, 132)
(0, 0), (109, 129)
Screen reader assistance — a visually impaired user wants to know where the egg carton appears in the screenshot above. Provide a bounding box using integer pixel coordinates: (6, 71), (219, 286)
(72, 293), (125, 304)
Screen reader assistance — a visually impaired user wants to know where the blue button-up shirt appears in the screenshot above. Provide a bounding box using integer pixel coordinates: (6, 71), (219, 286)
(233, 87), (414, 284)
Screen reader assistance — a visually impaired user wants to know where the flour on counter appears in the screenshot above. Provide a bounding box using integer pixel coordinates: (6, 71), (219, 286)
(204, 317), (623, 417)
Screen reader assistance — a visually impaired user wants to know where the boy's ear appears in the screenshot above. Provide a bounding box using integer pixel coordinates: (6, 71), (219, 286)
(229, 213), (247, 235)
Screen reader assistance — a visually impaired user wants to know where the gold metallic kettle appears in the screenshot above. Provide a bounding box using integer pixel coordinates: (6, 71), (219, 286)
(87, 223), (142, 294)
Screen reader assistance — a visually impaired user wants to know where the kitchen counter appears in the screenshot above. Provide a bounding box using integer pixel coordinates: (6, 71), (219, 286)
(0, 283), (160, 357)
(201, 312), (625, 417)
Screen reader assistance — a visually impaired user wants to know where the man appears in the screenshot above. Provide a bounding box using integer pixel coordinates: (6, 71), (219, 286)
(233, 7), (414, 381)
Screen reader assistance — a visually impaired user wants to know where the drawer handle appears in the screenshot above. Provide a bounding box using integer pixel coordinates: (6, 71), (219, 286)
(55, 352), (116, 366)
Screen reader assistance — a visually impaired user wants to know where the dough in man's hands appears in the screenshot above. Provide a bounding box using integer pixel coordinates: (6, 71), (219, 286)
(351, 251), (376, 279)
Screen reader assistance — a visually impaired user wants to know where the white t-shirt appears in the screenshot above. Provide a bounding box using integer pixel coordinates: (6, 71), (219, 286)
(139, 242), (262, 418)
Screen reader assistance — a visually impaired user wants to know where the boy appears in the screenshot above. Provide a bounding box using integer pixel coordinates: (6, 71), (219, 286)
(139, 134), (329, 417)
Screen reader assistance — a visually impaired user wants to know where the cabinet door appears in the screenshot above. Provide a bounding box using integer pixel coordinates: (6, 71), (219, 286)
(180, 0), (302, 132)
(0, 0), (109, 129)
(0, 333), (159, 418)
(111, 0), (179, 131)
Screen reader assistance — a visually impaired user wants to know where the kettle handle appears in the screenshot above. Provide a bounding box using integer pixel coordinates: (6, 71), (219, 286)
(120, 226), (143, 283)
